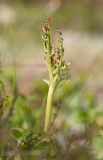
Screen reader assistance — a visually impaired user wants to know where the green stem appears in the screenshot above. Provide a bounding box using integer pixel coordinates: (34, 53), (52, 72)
(44, 82), (54, 132)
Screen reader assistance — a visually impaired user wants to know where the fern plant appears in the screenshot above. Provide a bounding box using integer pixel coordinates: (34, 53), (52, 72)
(42, 17), (70, 132)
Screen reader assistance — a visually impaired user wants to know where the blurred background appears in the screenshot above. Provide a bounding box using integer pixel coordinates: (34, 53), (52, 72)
(0, 0), (103, 159)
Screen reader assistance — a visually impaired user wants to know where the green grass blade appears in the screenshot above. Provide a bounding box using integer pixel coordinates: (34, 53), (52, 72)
(3, 63), (16, 110)
(0, 80), (6, 95)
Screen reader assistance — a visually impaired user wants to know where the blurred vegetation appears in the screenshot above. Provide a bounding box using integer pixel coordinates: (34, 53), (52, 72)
(0, 72), (103, 159)
(0, 0), (103, 159)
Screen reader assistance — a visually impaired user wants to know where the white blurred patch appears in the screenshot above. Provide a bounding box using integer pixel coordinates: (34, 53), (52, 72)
(0, 4), (16, 24)
(44, 0), (62, 14)
(62, 30), (103, 67)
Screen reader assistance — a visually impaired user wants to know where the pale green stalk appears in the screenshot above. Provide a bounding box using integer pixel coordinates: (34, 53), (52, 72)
(44, 28), (55, 132)
(44, 81), (55, 132)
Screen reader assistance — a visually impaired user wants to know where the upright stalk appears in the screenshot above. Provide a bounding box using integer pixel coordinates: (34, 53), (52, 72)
(44, 81), (54, 132)
(42, 17), (70, 132)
